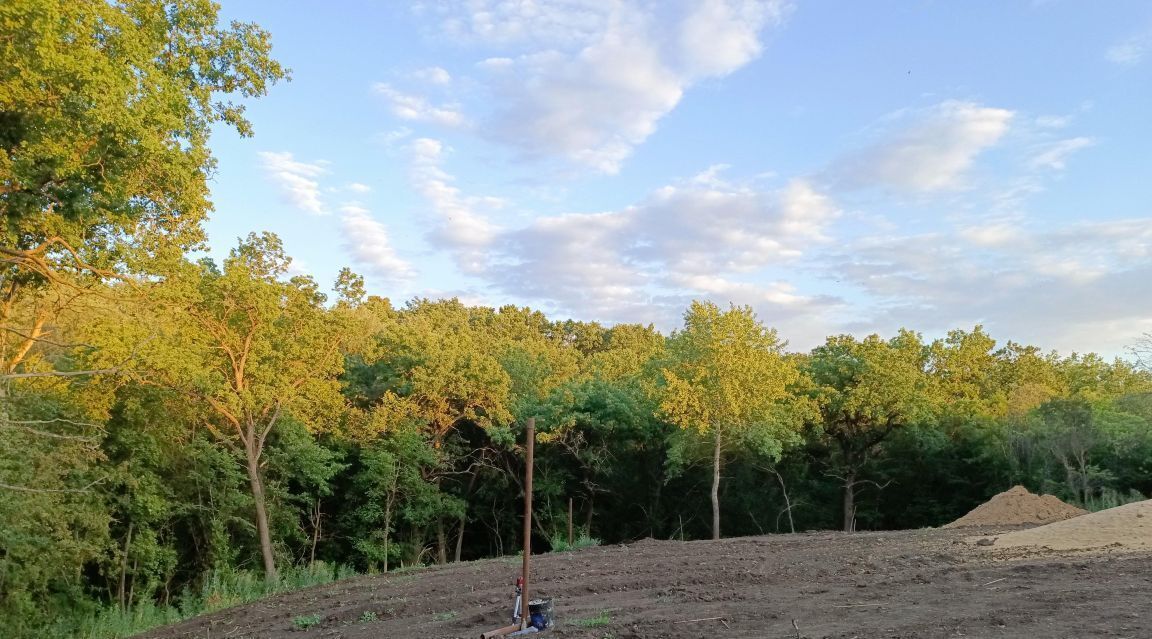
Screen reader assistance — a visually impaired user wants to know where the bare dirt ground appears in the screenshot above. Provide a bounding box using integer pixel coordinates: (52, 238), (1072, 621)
(139, 527), (1152, 639)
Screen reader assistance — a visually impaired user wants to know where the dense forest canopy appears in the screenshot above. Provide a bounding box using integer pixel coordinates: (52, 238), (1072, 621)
(2, 2), (1151, 638)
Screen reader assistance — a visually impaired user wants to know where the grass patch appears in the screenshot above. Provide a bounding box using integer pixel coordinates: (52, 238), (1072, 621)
(549, 528), (602, 553)
(293, 613), (321, 630)
(1081, 487), (1147, 512)
(432, 610), (458, 622)
(62, 562), (358, 639)
(358, 610), (378, 623)
(572, 610), (612, 628)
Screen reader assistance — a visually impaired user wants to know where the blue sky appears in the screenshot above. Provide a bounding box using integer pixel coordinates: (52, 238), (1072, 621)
(203, 0), (1152, 356)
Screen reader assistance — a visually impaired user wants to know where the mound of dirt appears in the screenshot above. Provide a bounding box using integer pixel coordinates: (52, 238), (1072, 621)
(990, 499), (1152, 551)
(944, 485), (1086, 528)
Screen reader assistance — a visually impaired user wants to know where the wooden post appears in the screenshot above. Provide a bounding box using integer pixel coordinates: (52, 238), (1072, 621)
(567, 497), (574, 546)
(520, 417), (535, 630)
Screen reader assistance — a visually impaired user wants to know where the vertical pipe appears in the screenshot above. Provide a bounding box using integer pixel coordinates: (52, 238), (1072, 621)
(520, 417), (535, 629)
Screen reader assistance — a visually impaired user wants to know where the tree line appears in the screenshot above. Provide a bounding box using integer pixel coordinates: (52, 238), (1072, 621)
(3, 2), (1151, 637)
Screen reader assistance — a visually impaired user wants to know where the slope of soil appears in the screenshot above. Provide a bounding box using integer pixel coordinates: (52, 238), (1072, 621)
(943, 485), (1086, 528)
(988, 499), (1152, 552)
(138, 527), (1152, 639)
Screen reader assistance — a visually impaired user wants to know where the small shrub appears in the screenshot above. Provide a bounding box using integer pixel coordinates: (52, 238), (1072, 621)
(573, 610), (612, 628)
(358, 611), (378, 623)
(550, 528), (601, 553)
(293, 613), (322, 630)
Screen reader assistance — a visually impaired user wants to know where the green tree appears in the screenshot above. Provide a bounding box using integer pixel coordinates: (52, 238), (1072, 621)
(806, 331), (935, 532)
(659, 301), (804, 540)
(131, 234), (347, 580)
(0, 0), (285, 412)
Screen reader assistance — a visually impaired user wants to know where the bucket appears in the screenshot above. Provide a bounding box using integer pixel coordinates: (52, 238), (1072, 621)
(527, 598), (554, 630)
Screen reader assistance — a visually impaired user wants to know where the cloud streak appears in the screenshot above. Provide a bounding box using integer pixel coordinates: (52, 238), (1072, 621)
(258, 151), (328, 215)
(427, 0), (791, 173)
(828, 101), (1014, 193)
(339, 204), (415, 282)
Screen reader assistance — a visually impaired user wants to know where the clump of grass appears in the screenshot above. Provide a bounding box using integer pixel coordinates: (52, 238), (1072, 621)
(358, 610), (378, 623)
(65, 562), (359, 639)
(573, 610), (612, 628)
(1081, 487), (1146, 512)
(432, 610), (458, 622)
(293, 613), (321, 630)
(550, 528), (602, 553)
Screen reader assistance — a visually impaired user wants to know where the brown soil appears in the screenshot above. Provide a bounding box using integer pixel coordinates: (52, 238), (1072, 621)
(138, 526), (1152, 639)
(988, 499), (1152, 552)
(943, 485), (1086, 528)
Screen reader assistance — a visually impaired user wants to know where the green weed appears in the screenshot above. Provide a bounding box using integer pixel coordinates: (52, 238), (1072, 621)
(549, 528), (602, 553)
(293, 613), (321, 629)
(573, 610), (612, 628)
(64, 562), (358, 639)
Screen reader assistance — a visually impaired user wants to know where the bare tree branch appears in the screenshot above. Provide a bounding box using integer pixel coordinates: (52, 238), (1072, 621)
(0, 367), (120, 380)
(0, 418), (103, 441)
(0, 477), (106, 494)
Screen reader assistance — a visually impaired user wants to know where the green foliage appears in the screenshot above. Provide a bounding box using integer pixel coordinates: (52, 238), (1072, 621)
(548, 528), (601, 552)
(293, 613), (322, 629)
(573, 610), (613, 628)
(358, 610), (378, 623)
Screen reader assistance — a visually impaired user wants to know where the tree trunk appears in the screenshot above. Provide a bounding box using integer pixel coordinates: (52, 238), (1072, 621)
(711, 427), (722, 541)
(383, 469), (397, 572)
(309, 498), (322, 567)
(773, 469), (796, 534)
(245, 443), (278, 581)
(453, 518), (466, 563)
(118, 523), (133, 610)
(436, 521), (447, 565)
(453, 462), (482, 562)
(842, 469), (857, 533)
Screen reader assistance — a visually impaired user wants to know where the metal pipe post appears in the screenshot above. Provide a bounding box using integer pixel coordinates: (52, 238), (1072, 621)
(520, 417), (535, 630)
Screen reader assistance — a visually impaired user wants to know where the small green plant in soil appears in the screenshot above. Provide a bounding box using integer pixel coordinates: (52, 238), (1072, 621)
(358, 611), (378, 623)
(293, 613), (321, 630)
(573, 610), (612, 628)
(432, 610), (458, 622)
(550, 528), (602, 553)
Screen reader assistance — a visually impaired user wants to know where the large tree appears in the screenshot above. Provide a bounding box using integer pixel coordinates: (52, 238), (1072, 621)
(0, 0), (285, 503)
(806, 331), (935, 532)
(133, 234), (347, 580)
(659, 301), (804, 540)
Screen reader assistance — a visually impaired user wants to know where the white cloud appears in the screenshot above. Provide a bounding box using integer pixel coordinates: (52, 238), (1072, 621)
(374, 84), (465, 127)
(346, 182), (372, 193)
(377, 127), (414, 148)
(488, 175), (838, 322)
(1035, 114), (1070, 129)
(829, 100), (1014, 192)
(412, 66), (452, 85)
(339, 204), (415, 282)
(1107, 30), (1152, 65)
(257, 151), (328, 215)
(826, 218), (1152, 353)
(959, 223), (1023, 248)
(1029, 136), (1095, 171)
(675, 0), (789, 77)
(469, 1), (789, 173)
(435, 0), (611, 47)
(408, 138), (500, 274)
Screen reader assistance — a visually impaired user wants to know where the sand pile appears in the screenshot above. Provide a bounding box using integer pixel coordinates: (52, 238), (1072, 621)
(944, 485), (1086, 528)
(989, 499), (1152, 551)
